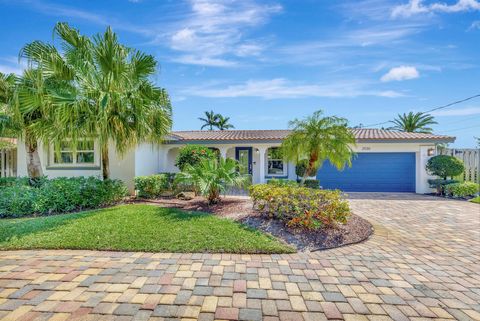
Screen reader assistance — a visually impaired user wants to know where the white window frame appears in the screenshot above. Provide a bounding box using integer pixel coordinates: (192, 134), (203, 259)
(49, 139), (100, 168)
(266, 147), (286, 176)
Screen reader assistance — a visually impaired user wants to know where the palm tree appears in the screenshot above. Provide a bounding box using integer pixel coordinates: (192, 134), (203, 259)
(216, 114), (234, 130)
(20, 23), (172, 179)
(0, 70), (52, 178)
(281, 110), (356, 186)
(390, 112), (437, 133)
(199, 110), (219, 130)
(175, 157), (249, 204)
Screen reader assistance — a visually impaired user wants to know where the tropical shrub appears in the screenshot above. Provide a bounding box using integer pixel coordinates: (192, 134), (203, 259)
(295, 160), (318, 178)
(304, 179), (320, 189)
(426, 155), (464, 180)
(267, 179), (298, 187)
(134, 173), (176, 198)
(175, 145), (216, 171)
(427, 179), (459, 195)
(249, 184), (350, 229)
(0, 177), (127, 218)
(176, 158), (249, 204)
(444, 182), (479, 198)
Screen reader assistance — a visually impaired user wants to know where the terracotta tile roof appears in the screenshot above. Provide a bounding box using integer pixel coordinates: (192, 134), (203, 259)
(167, 129), (455, 143)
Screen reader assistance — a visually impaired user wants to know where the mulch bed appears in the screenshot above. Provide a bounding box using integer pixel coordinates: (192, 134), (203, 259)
(136, 196), (373, 252)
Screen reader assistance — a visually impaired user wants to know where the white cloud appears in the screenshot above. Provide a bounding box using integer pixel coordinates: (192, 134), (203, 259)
(182, 78), (404, 99)
(469, 20), (480, 30)
(392, 0), (480, 18)
(0, 57), (27, 75)
(165, 0), (282, 66)
(431, 107), (480, 116)
(381, 66), (419, 82)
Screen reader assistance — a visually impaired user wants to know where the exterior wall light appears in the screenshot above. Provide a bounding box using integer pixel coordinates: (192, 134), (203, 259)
(427, 148), (435, 156)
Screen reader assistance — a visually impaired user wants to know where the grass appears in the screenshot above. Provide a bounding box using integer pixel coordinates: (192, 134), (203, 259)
(470, 196), (480, 204)
(0, 204), (294, 253)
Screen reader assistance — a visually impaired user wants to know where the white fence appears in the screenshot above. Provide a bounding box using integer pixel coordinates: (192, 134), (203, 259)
(0, 149), (16, 177)
(439, 148), (479, 183)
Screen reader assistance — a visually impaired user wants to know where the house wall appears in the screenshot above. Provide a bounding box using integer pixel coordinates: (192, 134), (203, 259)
(16, 139), (437, 194)
(16, 139), (137, 193)
(159, 141), (437, 194)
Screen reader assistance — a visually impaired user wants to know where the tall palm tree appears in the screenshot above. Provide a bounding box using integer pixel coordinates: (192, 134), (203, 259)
(20, 23), (172, 179)
(281, 110), (356, 185)
(0, 70), (51, 178)
(216, 114), (234, 130)
(390, 112), (437, 133)
(199, 110), (219, 130)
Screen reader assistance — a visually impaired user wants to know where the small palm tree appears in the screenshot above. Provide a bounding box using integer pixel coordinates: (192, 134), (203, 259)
(216, 115), (234, 130)
(175, 158), (249, 204)
(390, 112), (437, 133)
(199, 110), (219, 130)
(282, 110), (356, 186)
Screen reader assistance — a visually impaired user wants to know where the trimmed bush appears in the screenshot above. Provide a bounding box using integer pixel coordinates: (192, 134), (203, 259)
(249, 184), (350, 229)
(444, 182), (479, 198)
(267, 179), (298, 187)
(0, 177), (128, 218)
(426, 155), (464, 180)
(427, 179), (459, 195)
(175, 145), (216, 171)
(304, 179), (320, 189)
(134, 173), (176, 198)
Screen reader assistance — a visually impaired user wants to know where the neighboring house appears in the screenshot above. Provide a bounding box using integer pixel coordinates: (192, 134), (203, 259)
(15, 129), (455, 194)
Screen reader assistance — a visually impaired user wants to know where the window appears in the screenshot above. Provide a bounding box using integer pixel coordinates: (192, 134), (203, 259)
(51, 140), (97, 166)
(267, 147), (285, 175)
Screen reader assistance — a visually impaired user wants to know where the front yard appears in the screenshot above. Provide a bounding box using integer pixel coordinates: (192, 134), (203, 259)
(0, 204), (293, 253)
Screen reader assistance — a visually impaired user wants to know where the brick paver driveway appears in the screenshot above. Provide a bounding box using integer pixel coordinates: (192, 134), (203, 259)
(1, 194), (479, 321)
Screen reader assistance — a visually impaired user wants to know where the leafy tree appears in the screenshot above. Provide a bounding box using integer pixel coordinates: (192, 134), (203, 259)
(426, 155), (464, 180)
(19, 23), (172, 179)
(390, 112), (437, 133)
(175, 157), (249, 204)
(216, 114), (234, 130)
(282, 110), (356, 186)
(174, 145), (216, 171)
(199, 110), (219, 130)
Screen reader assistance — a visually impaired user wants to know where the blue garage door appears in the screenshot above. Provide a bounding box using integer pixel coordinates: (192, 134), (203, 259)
(317, 153), (416, 192)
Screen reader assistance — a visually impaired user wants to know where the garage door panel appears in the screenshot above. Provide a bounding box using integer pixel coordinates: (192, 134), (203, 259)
(317, 152), (416, 192)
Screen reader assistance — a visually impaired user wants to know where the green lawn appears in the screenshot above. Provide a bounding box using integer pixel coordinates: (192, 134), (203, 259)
(470, 196), (480, 204)
(0, 204), (293, 253)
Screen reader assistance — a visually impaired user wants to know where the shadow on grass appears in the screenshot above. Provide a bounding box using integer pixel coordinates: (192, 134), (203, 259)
(0, 209), (101, 243)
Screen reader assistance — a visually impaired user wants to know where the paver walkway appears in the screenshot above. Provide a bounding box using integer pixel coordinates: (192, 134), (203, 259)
(0, 194), (479, 321)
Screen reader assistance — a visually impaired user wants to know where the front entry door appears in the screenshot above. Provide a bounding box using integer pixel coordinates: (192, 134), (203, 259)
(235, 147), (252, 175)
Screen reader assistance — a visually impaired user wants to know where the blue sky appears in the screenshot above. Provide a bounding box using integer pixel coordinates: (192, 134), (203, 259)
(0, 0), (479, 147)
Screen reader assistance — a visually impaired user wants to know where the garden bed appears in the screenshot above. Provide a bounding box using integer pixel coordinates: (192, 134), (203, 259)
(139, 196), (373, 252)
(241, 213), (373, 252)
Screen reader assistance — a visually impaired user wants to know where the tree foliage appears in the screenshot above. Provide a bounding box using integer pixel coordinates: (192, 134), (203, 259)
(19, 22), (172, 179)
(426, 155), (465, 180)
(175, 158), (249, 204)
(199, 110), (234, 130)
(174, 145), (216, 171)
(281, 110), (356, 185)
(390, 112), (437, 133)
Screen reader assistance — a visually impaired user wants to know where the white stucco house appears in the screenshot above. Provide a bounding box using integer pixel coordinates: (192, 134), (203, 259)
(14, 129), (455, 194)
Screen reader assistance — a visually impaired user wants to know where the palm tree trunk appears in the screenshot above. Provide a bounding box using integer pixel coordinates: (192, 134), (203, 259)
(25, 135), (43, 178)
(101, 143), (110, 180)
(300, 153), (319, 186)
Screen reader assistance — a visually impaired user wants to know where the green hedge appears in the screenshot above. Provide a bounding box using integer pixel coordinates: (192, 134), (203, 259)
(0, 177), (128, 218)
(134, 173), (176, 198)
(444, 182), (479, 198)
(249, 184), (350, 230)
(267, 179), (298, 187)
